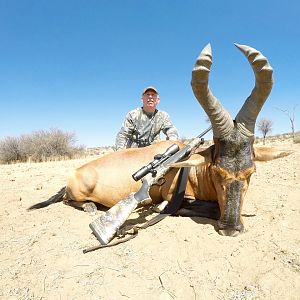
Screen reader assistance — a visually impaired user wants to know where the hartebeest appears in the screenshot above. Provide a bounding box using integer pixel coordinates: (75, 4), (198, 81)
(29, 43), (291, 236)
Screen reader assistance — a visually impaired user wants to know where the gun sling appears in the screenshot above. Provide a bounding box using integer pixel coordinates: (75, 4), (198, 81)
(83, 167), (190, 253)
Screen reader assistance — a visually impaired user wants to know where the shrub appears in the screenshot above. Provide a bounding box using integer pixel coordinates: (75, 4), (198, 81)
(294, 136), (300, 144)
(0, 128), (85, 164)
(0, 136), (22, 163)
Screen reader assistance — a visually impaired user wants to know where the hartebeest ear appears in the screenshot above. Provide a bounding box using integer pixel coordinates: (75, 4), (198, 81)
(170, 154), (207, 168)
(171, 151), (211, 168)
(254, 146), (293, 161)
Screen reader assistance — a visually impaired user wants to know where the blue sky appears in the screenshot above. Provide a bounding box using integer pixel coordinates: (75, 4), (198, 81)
(0, 0), (299, 147)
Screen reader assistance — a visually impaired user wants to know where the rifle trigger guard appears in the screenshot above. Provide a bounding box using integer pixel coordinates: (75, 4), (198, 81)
(153, 177), (166, 186)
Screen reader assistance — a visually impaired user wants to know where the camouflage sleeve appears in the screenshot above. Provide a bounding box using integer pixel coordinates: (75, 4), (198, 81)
(160, 112), (179, 141)
(115, 112), (135, 150)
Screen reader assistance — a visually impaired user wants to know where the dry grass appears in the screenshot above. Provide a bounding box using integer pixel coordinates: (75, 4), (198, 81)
(0, 129), (85, 164)
(255, 131), (300, 145)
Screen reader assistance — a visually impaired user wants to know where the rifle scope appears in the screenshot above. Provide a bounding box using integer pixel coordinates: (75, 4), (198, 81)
(132, 144), (180, 181)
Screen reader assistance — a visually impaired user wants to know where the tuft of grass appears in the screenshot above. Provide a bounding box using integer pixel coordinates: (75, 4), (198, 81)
(294, 136), (300, 144)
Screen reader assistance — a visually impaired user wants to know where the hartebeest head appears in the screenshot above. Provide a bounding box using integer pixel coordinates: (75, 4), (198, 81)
(191, 44), (273, 236)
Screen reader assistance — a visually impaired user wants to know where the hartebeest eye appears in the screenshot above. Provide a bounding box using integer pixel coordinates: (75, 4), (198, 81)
(213, 164), (256, 184)
(212, 165), (232, 181)
(236, 167), (256, 181)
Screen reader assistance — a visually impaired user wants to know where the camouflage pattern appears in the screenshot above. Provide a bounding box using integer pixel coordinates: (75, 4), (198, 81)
(115, 107), (179, 150)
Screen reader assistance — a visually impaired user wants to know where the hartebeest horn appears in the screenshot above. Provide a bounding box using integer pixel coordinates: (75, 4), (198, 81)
(191, 43), (234, 138)
(234, 44), (273, 136)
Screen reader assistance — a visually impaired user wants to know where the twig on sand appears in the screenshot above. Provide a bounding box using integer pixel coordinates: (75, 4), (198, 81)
(43, 275), (47, 293)
(158, 271), (175, 299)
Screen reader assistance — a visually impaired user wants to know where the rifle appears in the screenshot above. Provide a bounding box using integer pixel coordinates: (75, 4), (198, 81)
(88, 126), (212, 246)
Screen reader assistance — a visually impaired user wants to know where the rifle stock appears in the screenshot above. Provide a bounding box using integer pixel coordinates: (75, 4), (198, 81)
(89, 179), (150, 245)
(89, 193), (139, 245)
(89, 126), (212, 245)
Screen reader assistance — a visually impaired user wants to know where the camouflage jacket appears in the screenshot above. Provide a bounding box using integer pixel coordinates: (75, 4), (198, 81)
(115, 107), (179, 150)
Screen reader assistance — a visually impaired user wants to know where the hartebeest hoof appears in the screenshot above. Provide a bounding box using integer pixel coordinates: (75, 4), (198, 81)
(82, 202), (97, 216)
(153, 200), (169, 213)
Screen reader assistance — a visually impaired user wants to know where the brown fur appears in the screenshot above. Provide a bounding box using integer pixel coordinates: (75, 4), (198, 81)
(28, 141), (291, 211)
(65, 141), (184, 207)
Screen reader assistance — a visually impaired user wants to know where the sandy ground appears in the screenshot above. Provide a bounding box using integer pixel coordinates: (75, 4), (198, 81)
(1, 141), (299, 300)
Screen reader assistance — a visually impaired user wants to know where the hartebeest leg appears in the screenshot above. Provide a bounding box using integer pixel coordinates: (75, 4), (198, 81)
(63, 199), (97, 216)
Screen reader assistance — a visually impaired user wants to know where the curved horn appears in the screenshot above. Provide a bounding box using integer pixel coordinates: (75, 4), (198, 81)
(234, 44), (273, 136)
(191, 44), (234, 138)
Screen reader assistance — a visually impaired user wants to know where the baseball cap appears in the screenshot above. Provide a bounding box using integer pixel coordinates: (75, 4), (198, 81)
(142, 86), (159, 95)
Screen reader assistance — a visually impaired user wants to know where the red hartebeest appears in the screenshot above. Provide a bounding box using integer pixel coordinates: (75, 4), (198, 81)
(28, 43), (291, 236)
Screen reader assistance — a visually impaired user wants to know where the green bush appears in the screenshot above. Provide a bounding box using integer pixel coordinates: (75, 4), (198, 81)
(0, 128), (85, 164)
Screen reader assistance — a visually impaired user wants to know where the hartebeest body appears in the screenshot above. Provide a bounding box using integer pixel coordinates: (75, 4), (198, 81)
(29, 44), (291, 236)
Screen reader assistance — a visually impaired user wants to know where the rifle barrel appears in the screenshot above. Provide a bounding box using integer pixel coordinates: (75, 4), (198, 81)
(196, 125), (212, 139)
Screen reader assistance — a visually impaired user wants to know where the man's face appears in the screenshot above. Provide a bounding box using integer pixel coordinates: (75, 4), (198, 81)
(141, 90), (160, 112)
